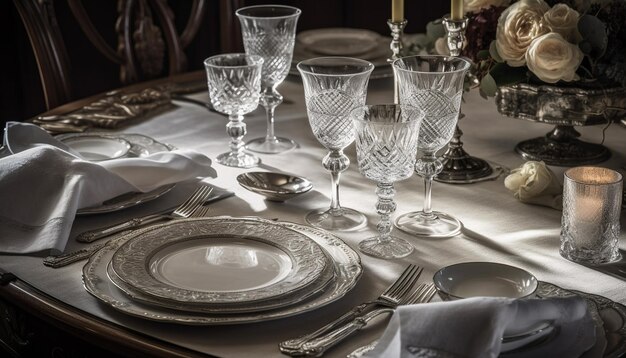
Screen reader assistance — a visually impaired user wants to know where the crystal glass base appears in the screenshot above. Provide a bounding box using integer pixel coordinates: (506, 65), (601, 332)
(394, 211), (462, 238)
(246, 137), (297, 154)
(358, 236), (414, 259)
(216, 151), (260, 168)
(560, 246), (621, 266)
(305, 207), (366, 231)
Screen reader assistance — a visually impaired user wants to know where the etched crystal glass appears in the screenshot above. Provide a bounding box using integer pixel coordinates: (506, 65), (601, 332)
(352, 104), (424, 258)
(236, 5), (300, 154)
(392, 55), (471, 238)
(298, 57), (374, 231)
(560, 167), (623, 265)
(204, 54), (263, 168)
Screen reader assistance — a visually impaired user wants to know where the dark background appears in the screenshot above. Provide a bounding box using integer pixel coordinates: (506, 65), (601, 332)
(0, 0), (448, 125)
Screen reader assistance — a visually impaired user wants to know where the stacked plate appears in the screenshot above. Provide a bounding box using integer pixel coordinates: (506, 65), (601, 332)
(83, 216), (362, 324)
(291, 28), (393, 79)
(56, 133), (176, 214)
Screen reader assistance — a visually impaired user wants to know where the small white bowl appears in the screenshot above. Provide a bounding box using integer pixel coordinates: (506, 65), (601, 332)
(433, 262), (538, 300)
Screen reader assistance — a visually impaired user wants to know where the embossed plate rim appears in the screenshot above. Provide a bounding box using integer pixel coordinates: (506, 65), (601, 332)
(110, 218), (329, 305)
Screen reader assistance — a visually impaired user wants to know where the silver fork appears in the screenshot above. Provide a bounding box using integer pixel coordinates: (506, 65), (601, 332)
(280, 265), (423, 354)
(76, 185), (214, 243)
(297, 284), (438, 357)
(44, 186), (213, 268)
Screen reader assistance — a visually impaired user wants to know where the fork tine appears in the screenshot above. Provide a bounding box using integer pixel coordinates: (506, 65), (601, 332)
(387, 266), (423, 300)
(382, 264), (416, 296)
(400, 284), (427, 305)
(415, 284), (437, 304)
(177, 186), (208, 216)
(173, 185), (208, 215)
(191, 205), (210, 218)
(176, 186), (212, 216)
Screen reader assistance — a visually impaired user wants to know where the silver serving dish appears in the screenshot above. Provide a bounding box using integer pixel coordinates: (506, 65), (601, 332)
(237, 172), (313, 202)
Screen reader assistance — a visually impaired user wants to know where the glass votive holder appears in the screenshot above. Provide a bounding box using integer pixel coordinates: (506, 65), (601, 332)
(560, 167), (623, 265)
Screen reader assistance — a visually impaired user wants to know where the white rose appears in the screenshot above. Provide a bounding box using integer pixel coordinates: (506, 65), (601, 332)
(464, 0), (511, 13)
(434, 37), (450, 56)
(543, 4), (581, 43)
(496, 0), (550, 67)
(525, 32), (583, 83)
(504, 161), (562, 209)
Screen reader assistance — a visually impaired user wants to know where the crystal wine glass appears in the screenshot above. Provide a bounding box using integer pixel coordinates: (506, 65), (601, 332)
(204, 54), (263, 168)
(352, 104), (424, 258)
(298, 57), (374, 231)
(393, 55), (471, 238)
(236, 5), (300, 154)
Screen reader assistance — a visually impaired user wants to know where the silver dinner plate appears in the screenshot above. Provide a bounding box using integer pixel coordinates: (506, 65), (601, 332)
(82, 216), (362, 325)
(290, 28), (393, 79)
(55, 133), (177, 215)
(110, 218), (330, 306)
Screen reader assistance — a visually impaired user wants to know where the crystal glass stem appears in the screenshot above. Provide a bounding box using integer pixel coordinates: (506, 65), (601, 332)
(216, 114), (259, 168)
(324, 150), (349, 214)
(375, 182), (396, 243)
(260, 86), (283, 143)
(416, 153), (442, 218)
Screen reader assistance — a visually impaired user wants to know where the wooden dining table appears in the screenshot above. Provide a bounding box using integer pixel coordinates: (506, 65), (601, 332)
(1, 71), (625, 358)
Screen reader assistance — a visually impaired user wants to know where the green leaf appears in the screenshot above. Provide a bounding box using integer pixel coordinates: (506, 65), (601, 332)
(489, 63), (528, 86)
(426, 20), (445, 41)
(578, 15), (608, 59)
(489, 41), (503, 63)
(480, 74), (498, 97)
(477, 50), (490, 61)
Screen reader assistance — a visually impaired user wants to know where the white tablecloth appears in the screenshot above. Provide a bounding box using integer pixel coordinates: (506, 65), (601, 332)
(1, 76), (625, 358)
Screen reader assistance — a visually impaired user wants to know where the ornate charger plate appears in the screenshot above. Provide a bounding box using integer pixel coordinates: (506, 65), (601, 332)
(110, 218), (329, 305)
(55, 133), (177, 215)
(82, 217), (362, 325)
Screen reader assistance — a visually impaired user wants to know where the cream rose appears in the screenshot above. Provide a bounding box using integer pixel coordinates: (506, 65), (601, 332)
(464, 0), (511, 13)
(504, 161), (562, 209)
(434, 37), (450, 56)
(543, 4), (581, 42)
(526, 32), (583, 83)
(496, 0), (550, 67)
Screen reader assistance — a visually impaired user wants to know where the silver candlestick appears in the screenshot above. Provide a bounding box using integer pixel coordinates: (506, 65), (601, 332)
(388, 19), (407, 104)
(436, 16), (495, 183)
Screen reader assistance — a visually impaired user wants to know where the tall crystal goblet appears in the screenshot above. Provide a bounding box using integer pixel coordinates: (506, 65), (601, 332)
(298, 57), (374, 231)
(352, 104), (424, 258)
(204, 54), (263, 168)
(392, 55), (471, 238)
(236, 5), (300, 154)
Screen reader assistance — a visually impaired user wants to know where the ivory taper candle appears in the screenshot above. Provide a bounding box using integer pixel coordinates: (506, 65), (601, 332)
(392, 0), (404, 22)
(451, 0), (464, 20)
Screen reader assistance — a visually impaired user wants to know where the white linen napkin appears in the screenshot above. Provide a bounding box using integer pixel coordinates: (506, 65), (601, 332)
(0, 122), (217, 254)
(363, 296), (595, 358)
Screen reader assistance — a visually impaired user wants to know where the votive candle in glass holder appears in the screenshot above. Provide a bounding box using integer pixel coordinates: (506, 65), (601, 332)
(560, 167), (623, 265)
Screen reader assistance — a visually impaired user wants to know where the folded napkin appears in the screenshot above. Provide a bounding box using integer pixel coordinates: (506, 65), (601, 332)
(0, 122), (216, 254)
(504, 161), (563, 210)
(363, 296), (595, 358)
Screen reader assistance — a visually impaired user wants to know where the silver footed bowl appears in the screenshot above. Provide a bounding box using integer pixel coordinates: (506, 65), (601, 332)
(237, 172), (313, 202)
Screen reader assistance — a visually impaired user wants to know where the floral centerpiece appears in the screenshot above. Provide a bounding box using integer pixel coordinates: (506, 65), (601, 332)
(408, 0), (626, 97)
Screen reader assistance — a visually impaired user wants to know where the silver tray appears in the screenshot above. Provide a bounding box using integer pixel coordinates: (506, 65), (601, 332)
(110, 218), (329, 305)
(82, 216), (362, 325)
(55, 133), (176, 215)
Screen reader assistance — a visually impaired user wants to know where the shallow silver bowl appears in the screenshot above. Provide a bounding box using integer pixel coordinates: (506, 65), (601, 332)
(237, 172), (313, 202)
